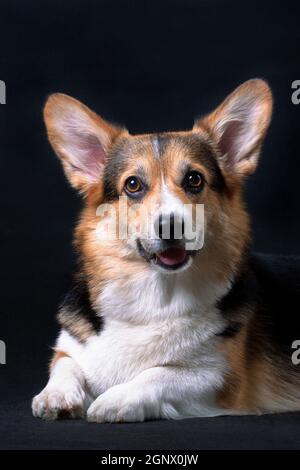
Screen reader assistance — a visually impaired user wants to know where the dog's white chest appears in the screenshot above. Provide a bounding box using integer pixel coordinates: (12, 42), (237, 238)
(56, 272), (228, 398)
(58, 310), (225, 399)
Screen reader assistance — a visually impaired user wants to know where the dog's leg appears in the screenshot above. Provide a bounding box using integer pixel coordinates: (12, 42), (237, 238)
(32, 351), (87, 420)
(87, 366), (224, 423)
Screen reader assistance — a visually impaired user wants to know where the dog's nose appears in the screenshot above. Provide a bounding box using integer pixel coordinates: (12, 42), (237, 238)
(156, 213), (185, 240)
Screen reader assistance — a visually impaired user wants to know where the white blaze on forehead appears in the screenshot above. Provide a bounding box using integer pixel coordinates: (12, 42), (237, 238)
(160, 179), (185, 216)
(145, 178), (185, 240)
(152, 136), (160, 160)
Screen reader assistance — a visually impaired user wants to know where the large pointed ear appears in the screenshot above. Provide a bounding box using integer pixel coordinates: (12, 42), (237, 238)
(44, 93), (124, 192)
(194, 79), (272, 177)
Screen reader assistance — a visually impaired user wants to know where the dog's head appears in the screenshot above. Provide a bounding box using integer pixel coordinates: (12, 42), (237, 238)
(44, 79), (272, 285)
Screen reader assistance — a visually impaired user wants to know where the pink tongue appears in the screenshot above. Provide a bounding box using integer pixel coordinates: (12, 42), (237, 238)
(157, 247), (187, 266)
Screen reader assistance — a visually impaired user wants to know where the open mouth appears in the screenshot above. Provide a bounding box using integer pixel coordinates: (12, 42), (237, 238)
(155, 246), (188, 270)
(137, 240), (195, 271)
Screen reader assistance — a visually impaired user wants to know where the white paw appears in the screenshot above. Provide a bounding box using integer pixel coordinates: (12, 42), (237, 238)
(87, 383), (159, 423)
(32, 383), (86, 420)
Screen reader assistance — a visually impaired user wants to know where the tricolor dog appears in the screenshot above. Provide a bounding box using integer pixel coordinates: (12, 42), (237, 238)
(32, 79), (300, 422)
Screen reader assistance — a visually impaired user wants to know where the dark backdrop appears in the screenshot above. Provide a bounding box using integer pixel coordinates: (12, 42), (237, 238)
(0, 0), (300, 450)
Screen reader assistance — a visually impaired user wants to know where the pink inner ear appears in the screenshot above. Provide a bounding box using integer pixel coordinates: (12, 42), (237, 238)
(74, 132), (107, 181)
(218, 120), (244, 164)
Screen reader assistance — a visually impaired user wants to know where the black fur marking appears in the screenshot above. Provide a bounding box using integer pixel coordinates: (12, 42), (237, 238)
(103, 138), (130, 201)
(217, 252), (300, 361)
(58, 272), (103, 342)
(216, 321), (243, 338)
(103, 133), (225, 201)
(183, 135), (225, 193)
(217, 258), (258, 314)
(249, 252), (300, 357)
(158, 134), (225, 193)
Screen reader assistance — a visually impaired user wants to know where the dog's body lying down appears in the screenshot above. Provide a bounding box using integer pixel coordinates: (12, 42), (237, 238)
(32, 80), (300, 422)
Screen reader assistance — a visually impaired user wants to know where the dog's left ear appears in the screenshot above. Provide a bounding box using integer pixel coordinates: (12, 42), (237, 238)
(194, 79), (273, 176)
(44, 93), (125, 192)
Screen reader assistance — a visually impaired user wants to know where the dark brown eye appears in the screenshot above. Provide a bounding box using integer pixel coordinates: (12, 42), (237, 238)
(183, 170), (204, 193)
(124, 176), (143, 196)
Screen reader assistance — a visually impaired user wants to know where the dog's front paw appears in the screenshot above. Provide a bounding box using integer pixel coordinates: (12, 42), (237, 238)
(32, 383), (86, 420)
(87, 383), (159, 423)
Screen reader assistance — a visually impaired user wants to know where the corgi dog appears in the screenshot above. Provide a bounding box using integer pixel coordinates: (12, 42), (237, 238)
(32, 79), (300, 422)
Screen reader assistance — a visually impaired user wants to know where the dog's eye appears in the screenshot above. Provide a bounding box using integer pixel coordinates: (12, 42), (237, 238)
(183, 170), (204, 193)
(124, 176), (143, 196)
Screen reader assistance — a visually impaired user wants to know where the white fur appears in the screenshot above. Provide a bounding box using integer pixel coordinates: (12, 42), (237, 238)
(151, 136), (160, 160)
(33, 264), (232, 422)
(160, 179), (185, 218)
(32, 356), (88, 419)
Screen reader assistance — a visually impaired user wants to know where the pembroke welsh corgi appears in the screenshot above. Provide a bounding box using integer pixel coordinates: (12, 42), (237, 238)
(32, 79), (300, 422)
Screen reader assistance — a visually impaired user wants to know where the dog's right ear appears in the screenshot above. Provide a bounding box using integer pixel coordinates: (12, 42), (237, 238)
(44, 94), (125, 193)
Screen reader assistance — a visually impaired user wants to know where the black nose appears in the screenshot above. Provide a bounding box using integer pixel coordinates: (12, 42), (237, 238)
(156, 213), (185, 240)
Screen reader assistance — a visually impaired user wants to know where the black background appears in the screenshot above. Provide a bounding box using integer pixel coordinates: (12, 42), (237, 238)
(1, 0), (300, 451)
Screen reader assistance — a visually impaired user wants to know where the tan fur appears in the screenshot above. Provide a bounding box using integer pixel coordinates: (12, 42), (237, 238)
(71, 130), (250, 312)
(50, 351), (70, 371)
